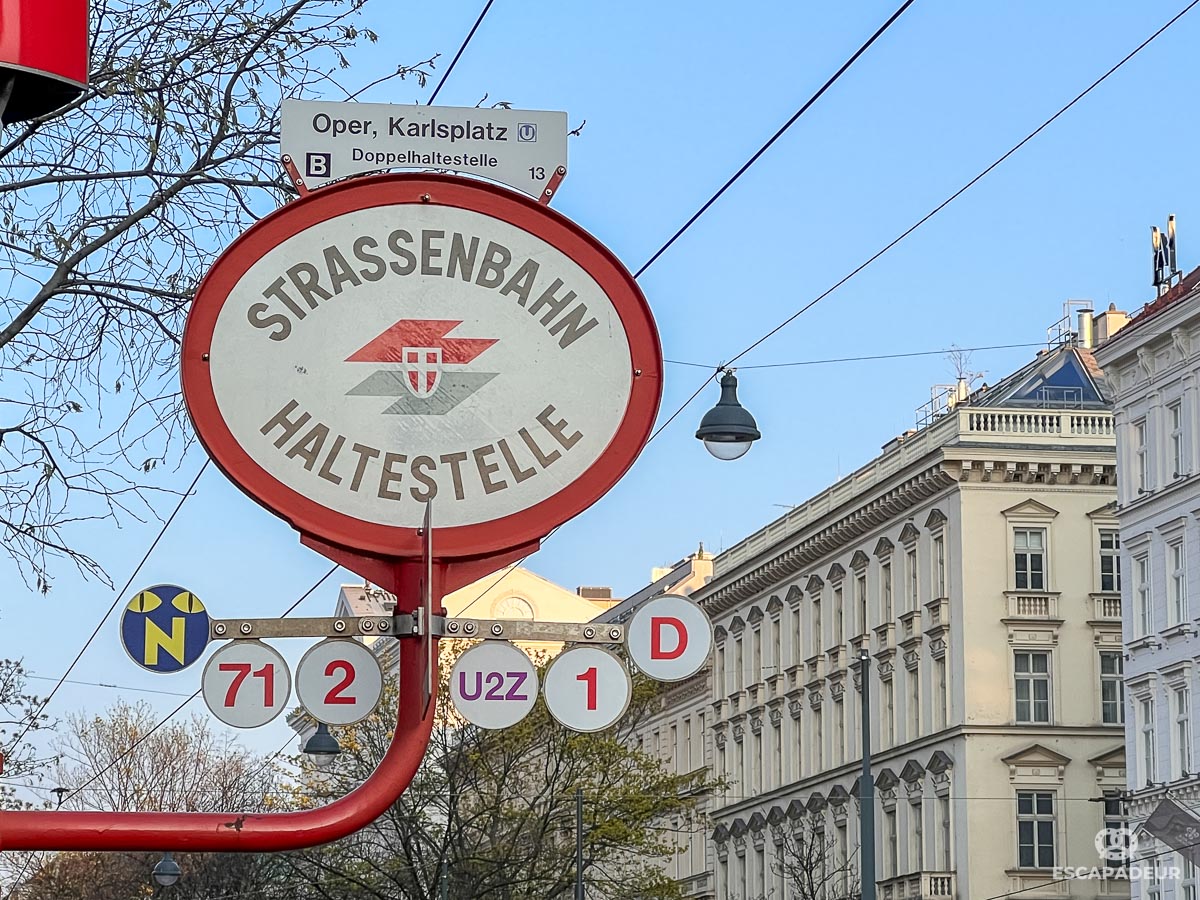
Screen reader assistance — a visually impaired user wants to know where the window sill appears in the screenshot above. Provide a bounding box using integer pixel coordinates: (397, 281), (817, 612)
(1128, 634), (1165, 652)
(1162, 622), (1198, 640)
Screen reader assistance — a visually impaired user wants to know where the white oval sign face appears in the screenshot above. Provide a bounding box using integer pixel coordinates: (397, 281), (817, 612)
(295, 638), (384, 726)
(542, 646), (631, 733)
(183, 175), (661, 561)
(202, 641), (291, 728)
(449, 641), (538, 729)
(626, 594), (713, 682)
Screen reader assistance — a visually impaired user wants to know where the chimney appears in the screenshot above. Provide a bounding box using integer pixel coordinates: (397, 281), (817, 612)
(1093, 303), (1131, 346)
(1076, 307), (1095, 349)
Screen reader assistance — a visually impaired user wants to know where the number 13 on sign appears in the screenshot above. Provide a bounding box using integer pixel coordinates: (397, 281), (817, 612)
(543, 647), (630, 732)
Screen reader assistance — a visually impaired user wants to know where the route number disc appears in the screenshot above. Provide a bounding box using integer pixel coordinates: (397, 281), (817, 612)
(295, 638), (384, 726)
(625, 593), (713, 682)
(202, 641), (291, 728)
(542, 646), (630, 733)
(449, 641), (537, 730)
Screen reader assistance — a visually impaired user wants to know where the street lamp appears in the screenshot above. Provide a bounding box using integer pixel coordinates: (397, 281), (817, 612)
(152, 852), (181, 887)
(303, 722), (341, 769)
(695, 369), (761, 460)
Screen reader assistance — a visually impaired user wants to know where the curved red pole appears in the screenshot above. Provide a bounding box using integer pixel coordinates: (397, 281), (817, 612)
(0, 636), (435, 852)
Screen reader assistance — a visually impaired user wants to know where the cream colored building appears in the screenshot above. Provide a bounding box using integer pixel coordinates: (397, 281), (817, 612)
(595, 547), (716, 896)
(630, 328), (1133, 899)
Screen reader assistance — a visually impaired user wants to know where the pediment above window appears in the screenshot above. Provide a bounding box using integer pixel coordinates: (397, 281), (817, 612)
(1001, 498), (1059, 520)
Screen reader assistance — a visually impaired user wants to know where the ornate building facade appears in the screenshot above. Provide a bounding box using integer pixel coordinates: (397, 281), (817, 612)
(1095, 271), (1200, 899)
(689, 338), (1127, 899)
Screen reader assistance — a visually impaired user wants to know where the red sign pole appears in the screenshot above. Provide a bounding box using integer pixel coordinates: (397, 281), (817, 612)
(0, 609), (436, 853)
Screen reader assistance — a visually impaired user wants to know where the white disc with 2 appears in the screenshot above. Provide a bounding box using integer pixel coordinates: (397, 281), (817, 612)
(295, 638), (384, 726)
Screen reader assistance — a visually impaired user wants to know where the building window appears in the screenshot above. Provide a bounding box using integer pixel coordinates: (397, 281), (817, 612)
(793, 603), (802, 665)
(934, 656), (948, 730)
(833, 585), (844, 645)
(855, 572), (868, 635)
(908, 666), (921, 738)
(906, 547), (918, 612)
(715, 645), (726, 695)
(752, 730), (762, 793)
(1182, 857), (1197, 900)
(772, 721), (782, 787)
(937, 796), (951, 869)
(882, 678), (895, 747)
(812, 597), (823, 657)
(1014, 651), (1051, 724)
(836, 822), (848, 892)
(1141, 697), (1158, 785)
(1103, 796), (1129, 865)
(834, 698), (845, 765)
(1135, 555), (1152, 637)
(1099, 529), (1121, 592)
(734, 636), (744, 691)
(1136, 419), (1149, 492)
(934, 534), (946, 598)
(1100, 651), (1124, 725)
(752, 626), (762, 680)
(1170, 541), (1188, 626)
(1016, 791), (1056, 869)
(1174, 685), (1192, 780)
(813, 706), (823, 771)
(1014, 528), (1046, 590)
(910, 800), (924, 871)
(885, 808), (898, 877)
(1170, 401), (1185, 476)
(881, 561), (893, 621)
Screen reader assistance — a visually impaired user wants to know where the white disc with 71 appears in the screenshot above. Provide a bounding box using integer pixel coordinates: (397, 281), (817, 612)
(202, 641), (291, 728)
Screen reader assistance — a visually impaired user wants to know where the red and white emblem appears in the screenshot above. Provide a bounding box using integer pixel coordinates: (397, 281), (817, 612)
(403, 347), (442, 397)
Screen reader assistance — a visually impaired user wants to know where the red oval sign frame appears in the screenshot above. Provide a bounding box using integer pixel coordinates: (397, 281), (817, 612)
(182, 173), (662, 560)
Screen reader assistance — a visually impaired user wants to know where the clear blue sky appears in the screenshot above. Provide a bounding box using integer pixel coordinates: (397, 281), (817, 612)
(4, 0), (1199, 769)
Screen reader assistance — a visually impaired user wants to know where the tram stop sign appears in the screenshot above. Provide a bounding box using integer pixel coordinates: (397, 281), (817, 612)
(181, 173), (662, 562)
(625, 594), (713, 682)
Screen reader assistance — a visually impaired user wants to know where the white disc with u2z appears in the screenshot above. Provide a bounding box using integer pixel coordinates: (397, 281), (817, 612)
(542, 646), (631, 733)
(202, 641), (291, 728)
(295, 638), (385, 726)
(449, 641), (538, 729)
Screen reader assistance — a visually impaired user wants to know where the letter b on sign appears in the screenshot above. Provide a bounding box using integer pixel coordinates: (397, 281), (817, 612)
(626, 594), (712, 682)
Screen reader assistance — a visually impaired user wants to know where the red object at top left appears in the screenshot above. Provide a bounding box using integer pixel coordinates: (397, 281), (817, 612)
(0, 0), (88, 122)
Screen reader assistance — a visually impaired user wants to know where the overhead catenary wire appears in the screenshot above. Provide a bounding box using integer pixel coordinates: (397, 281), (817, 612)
(452, 3), (917, 618)
(427, 0), (494, 105)
(57, 563), (338, 806)
(3, 460), (210, 759)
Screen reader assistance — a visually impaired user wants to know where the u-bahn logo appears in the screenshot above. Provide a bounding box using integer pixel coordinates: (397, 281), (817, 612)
(120, 584), (210, 673)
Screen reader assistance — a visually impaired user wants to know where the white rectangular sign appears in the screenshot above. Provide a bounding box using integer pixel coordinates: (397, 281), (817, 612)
(280, 100), (568, 199)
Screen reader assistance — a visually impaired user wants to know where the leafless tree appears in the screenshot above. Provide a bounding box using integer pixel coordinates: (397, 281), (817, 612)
(0, 0), (434, 591)
(6, 699), (298, 899)
(768, 816), (860, 900)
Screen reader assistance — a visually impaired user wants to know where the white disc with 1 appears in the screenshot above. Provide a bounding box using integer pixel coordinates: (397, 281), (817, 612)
(202, 641), (291, 728)
(296, 638), (385, 726)
(449, 641), (537, 729)
(542, 646), (631, 733)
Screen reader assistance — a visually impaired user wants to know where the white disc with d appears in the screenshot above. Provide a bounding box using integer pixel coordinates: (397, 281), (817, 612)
(625, 594), (713, 681)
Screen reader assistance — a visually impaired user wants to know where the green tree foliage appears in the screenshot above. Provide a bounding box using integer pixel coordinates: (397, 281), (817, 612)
(283, 650), (714, 899)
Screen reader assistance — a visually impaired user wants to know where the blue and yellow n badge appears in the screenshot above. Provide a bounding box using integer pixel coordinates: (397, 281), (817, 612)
(120, 584), (210, 673)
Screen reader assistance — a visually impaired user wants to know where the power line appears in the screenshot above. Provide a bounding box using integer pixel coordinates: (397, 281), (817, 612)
(427, 0), (494, 105)
(4, 460), (210, 758)
(633, 0), (916, 281)
(451, 5), (918, 615)
(24, 675), (194, 699)
(58, 564), (337, 805)
(653, 0), (1200, 442)
(664, 342), (1044, 371)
